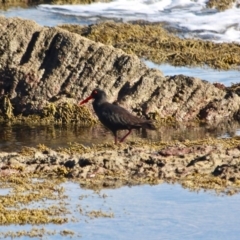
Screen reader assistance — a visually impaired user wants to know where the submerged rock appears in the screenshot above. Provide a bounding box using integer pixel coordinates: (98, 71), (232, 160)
(0, 16), (240, 125)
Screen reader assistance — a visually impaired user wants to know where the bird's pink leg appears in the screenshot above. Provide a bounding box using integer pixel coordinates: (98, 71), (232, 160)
(119, 129), (132, 143)
(113, 131), (118, 144)
(115, 135), (118, 144)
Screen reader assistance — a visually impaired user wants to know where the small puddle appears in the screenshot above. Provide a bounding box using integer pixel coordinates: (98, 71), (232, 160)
(0, 188), (11, 196)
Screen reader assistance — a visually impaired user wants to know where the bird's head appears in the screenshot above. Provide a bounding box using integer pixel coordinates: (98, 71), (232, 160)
(79, 89), (107, 105)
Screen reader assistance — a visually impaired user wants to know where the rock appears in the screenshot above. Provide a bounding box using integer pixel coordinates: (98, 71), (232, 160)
(78, 158), (92, 167)
(64, 159), (76, 168)
(0, 16), (240, 124)
(34, 151), (47, 160)
(0, 138), (240, 191)
(8, 157), (25, 170)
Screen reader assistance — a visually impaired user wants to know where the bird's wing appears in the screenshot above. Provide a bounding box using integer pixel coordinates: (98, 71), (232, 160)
(100, 103), (144, 129)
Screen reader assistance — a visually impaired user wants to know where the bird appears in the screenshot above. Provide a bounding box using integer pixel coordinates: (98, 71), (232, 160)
(79, 89), (156, 144)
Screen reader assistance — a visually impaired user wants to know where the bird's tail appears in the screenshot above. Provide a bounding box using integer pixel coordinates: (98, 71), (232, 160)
(141, 120), (156, 130)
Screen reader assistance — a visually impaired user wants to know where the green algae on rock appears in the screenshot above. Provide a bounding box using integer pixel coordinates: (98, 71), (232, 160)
(0, 95), (97, 126)
(206, 0), (236, 11)
(0, 0), (109, 10)
(2, 137), (240, 194)
(42, 102), (97, 125)
(0, 177), (68, 225)
(60, 22), (240, 70)
(87, 210), (114, 219)
(0, 227), (57, 239)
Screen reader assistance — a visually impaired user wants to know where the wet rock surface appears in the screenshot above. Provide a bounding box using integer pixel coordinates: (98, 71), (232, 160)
(1, 139), (240, 193)
(1, 16), (240, 125)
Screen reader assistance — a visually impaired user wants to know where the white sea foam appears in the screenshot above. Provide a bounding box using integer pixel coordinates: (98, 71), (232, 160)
(37, 0), (240, 43)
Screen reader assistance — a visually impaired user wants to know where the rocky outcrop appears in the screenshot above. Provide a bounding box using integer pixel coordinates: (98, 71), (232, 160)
(0, 16), (240, 124)
(1, 139), (240, 193)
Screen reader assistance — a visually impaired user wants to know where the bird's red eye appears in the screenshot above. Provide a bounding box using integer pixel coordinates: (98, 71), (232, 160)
(93, 90), (98, 94)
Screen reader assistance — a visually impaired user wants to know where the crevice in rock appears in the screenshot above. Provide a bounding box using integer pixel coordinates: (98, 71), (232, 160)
(39, 33), (65, 78)
(20, 31), (40, 65)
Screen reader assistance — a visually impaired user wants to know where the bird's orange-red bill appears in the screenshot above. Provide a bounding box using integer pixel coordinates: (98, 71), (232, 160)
(79, 95), (93, 105)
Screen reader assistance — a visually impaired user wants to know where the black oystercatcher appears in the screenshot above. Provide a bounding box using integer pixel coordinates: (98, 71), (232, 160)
(80, 89), (156, 144)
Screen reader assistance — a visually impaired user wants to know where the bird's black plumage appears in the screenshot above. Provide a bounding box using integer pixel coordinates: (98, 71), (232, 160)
(80, 89), (156, 144)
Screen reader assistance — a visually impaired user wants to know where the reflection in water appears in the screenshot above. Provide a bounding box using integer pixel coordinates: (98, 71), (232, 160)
(0, 121), (240, 152)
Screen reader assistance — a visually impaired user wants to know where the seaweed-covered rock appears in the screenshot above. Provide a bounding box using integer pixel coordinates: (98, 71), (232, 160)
(1, 138), (240, 193)
(0, 16), (240, 125)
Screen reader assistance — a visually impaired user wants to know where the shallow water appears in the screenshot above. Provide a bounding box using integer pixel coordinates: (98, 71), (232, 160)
(0, 6), (94, 26)
(147, 62), (240, 87)
(1, 182), (240, 239)
(0, 121), (239, 151)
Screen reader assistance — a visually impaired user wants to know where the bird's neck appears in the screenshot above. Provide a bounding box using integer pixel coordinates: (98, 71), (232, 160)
(92, 98), (107, 110)
(93, 97), (107, 105)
